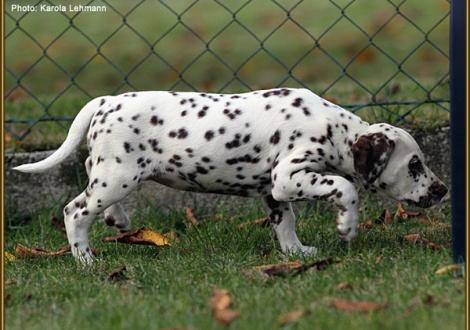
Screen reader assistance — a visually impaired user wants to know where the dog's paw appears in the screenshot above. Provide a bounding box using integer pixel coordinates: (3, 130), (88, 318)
(337, 225), (357, 242)
(72, 245), (95, 266)
(285, 245), (318, 256)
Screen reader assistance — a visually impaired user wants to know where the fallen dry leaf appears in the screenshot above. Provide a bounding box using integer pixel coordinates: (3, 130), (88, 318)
(185, 208), (199, 226)
(435, 264), (463, 275)
(376, 209), (392, 225)
(107, 266), (128, 283)
(255, 258), (337, 277)
(357, 220), (373, 230)
(336, 282), (353, 291)
(402, 233), (444, 250)
(210, 288), (240, 326)
(255, 261), (302, 273)
(238, 217), (269, 228)
(102, 227), (171, 246)
(5, 252), (16, 262)
(15, 244), (71, 258)
(403, 233), (421, 242)
(332, 299), (387, 312)
(394, 203), (421, 221)
(277, 309), (309, 326)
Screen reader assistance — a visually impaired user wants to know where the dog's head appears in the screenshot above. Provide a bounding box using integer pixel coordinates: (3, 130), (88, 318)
(351, 123), (448, 208)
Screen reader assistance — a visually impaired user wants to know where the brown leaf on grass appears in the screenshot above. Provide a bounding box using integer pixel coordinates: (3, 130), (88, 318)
(210, 288), (240, 326)
(51, 216), (66, 234)
(102, 227), (171, 246)
(394, 203), (421, 221)
(15, 244), (71, 258)
(277, 309), (309, 326)
(336, 282), (353, 291)
(357, 220), (373, 230)
(107, 266), (128, 283)
(185, 208), (199, 226)
(403, 233), (421, 242)
(403, 233), (444, 250)
(238, 217), (269, 228)
(255, 258), (337, 277)
(332, 299), (387, 312)
(376, 209), (393, 225)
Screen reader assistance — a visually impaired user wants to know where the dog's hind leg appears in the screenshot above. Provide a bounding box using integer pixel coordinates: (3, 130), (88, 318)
(103, 204), (131, 232)
(65, 161), (138, 264)
(85, 157), (131, 233)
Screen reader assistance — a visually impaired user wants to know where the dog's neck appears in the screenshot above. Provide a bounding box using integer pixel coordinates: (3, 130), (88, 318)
(330, 116), (370, 179)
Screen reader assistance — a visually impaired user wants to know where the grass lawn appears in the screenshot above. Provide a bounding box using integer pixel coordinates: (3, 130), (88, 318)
(4, 196), (464, 330)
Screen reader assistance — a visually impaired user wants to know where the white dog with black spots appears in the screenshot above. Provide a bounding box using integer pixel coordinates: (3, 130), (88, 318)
(15, 88), (448, 264)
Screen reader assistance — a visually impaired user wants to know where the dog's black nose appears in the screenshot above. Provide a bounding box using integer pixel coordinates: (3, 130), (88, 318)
(429, 182), (448, 200)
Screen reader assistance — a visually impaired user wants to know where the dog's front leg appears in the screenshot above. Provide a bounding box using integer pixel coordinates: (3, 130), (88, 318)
(272, 162), (359, 243)
(262, 196), (317, 255)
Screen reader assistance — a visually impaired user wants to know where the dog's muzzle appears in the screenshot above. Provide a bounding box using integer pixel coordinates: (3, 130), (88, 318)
(404, 182), (448, 209)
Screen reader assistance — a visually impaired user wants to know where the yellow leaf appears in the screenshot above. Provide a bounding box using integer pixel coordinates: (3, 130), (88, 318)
(139, 227), (171, 246)
(5, 252), (16, 262)
(103, 227), (171, 246)
(435, 264), (463, 275)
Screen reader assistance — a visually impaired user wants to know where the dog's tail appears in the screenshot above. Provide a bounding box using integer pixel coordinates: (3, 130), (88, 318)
(13, 97), (102, 173)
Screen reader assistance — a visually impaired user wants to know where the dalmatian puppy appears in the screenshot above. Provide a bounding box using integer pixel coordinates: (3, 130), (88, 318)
(14, 88), (448, 264)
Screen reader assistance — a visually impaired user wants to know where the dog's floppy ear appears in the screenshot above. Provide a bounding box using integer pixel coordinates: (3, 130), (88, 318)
(351, 132), (395, 184)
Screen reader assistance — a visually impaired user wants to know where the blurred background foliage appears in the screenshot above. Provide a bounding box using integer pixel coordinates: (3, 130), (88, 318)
(5, 0), (450, 151)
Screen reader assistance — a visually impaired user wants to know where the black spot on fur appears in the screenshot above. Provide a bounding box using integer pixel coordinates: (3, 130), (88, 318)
(204, 130), (215, 141)
(269, 130), (281, 145)
(292, 98), (303, 107)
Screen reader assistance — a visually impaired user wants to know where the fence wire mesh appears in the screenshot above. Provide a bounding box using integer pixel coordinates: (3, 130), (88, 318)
(5, 0), (450, 149)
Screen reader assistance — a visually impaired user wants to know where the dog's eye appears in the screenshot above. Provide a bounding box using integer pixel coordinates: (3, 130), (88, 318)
(408, 155), (424, 178)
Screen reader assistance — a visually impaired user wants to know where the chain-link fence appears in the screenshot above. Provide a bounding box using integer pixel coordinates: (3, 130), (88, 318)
(5, 0), (450, 150)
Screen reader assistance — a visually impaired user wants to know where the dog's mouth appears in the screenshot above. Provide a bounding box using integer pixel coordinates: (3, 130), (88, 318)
(402, 195), (441, 209)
